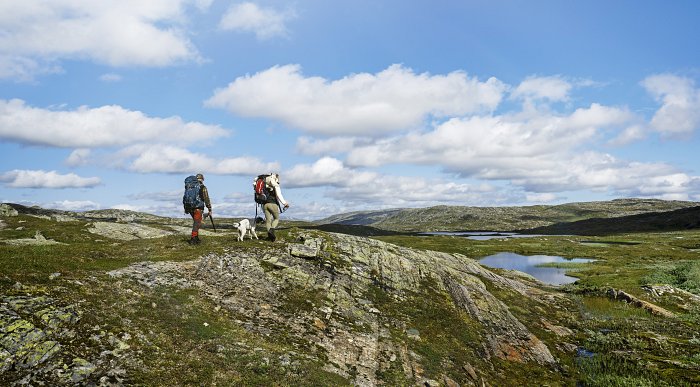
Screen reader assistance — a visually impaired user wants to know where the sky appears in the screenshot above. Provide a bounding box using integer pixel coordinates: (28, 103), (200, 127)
(1, 0), (700, 221)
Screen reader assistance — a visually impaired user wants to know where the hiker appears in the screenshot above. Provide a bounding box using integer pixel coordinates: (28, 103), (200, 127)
(183, 173), (212, 245)
(254, 173), (290, 242)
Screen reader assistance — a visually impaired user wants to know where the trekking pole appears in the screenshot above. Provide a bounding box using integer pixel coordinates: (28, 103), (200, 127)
(204, 212), (217, 231)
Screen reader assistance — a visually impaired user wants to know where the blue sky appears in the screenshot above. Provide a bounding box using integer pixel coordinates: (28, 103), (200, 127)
(1, 0), (700, 220)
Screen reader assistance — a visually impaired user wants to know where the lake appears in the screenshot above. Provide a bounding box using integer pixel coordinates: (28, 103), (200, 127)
(478, 252), (594, 285)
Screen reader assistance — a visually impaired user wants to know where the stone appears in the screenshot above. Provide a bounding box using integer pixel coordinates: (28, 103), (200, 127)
(70, 357), (97, 383)
(88, 222), (175, 241)
(18, 340), (60, 368)
(289, 243), (319, 259)
(462, 362), (478, 380)
(0, 204), (19, 217)
(444, 376), (460, 387)
(106, 230), (567, 386)
(407, 328), (421, 341)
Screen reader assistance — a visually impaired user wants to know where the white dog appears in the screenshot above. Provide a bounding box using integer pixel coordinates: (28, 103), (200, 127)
(233, 218), (258, 241)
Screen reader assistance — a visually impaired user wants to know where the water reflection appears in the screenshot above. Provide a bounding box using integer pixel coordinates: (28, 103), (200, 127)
(479, 252), (594, 285)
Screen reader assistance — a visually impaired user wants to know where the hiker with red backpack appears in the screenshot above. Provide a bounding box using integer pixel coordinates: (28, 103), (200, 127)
(253, 173), (290, 242)
(183, 173), (212, 245)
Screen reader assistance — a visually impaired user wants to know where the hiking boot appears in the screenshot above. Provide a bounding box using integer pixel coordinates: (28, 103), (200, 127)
(189, 236), (201, 245)
(267, 228), (276, 242)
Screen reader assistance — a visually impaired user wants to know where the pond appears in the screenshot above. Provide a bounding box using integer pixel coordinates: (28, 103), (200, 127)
(478, 252), (594, 285)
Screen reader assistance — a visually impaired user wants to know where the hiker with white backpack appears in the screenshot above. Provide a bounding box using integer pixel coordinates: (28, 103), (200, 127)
(253, 173), (290, 242)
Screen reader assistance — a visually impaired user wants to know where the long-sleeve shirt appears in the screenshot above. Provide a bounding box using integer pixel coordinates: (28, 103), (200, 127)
(265, 175), (288, 207)
(200, 184), (212, 212)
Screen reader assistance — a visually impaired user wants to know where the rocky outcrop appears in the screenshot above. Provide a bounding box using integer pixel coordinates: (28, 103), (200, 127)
(0, 292), (131, 385)
(107, 230), (564, 386)
(607, 288), (675, 318)
(2, 231), (64, 246)
(443, 275), (555, 364)
(87, 222), (176, 241)
(0, 204), (19, 217)
(87, 222), (230, 241)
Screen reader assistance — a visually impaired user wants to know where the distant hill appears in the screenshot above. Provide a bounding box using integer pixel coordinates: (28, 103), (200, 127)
(523, 205), (700, 235)
(316, 199), (700, 232)
(316, 208), (403, 225)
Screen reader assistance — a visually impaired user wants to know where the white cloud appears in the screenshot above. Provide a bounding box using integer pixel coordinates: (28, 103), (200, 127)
(0, 170), (101, 188)
(608, 125), (648, 146)
(99, 73), (123, 82)
(296, 136), (374, 156)
(205, 64), (507, 135)
(0, 0), (207, 80)
(285, 157), (377, 188)
(0, 55), (62, 82)
(0, 99), (228, 148)
(332, 101), (697, 199)
(525, 193), (558, 203)
(284, 157), (498, 207)
(346, 103), (635, 171)
(642, 74), (700, 137)
(512, 152), (694, 199)
(119, 144), (279, 175)
(511, 75), (572, 102)
(219, 2), (296, 40)
(47, 200), (101, 211)
(127, 190), (182, 202)
(65, 149), (92, 167)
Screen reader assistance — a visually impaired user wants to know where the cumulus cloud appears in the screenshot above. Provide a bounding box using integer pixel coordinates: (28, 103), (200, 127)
(219, 2), (296, 39)
(0, 0), (207, 80)
(0, 170), (101, 188)
(296, 136), (374, 156)
(642, 74), (700, 137)
(328, 99), (697, 200)
(284, 157), (498, 206)
(65, 149), (92, 167)
(346, 103), (635, 171)
(47, 200), (101, 211)
(285, 157), (377, 188)
(608, 125), (648, 146)
(0, 99), (228, 148)
(127, 190), (182, 202)
(205, 64), (507, 135)
(525, 193), (559, 203)
(119, 144), (279, 175)
(510, 75), (572, 102)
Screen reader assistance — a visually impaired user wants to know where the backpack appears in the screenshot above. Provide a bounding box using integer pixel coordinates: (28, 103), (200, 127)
(183, 175), (204, 212)
(254, 174), (271, 204)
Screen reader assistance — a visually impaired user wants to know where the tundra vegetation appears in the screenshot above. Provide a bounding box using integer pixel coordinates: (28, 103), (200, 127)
(1, 200), (699, 386)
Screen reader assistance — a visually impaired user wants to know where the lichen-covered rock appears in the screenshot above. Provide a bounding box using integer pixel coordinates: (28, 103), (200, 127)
(2, 231), (65, 246)
(88, 222), (176, 240)
(443, 275), (555, 364)
(106, 230), (566, 386)
(0, 203), (19, 217)
(0, 294), (131, 385)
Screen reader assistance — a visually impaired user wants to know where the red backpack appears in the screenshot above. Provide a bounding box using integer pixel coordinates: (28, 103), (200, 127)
(254, 174), (270, 204)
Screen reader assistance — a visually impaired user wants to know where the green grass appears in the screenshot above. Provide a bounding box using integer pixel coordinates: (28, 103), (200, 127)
(375, 229), (700, 385)
(4, 211), (700, 385)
